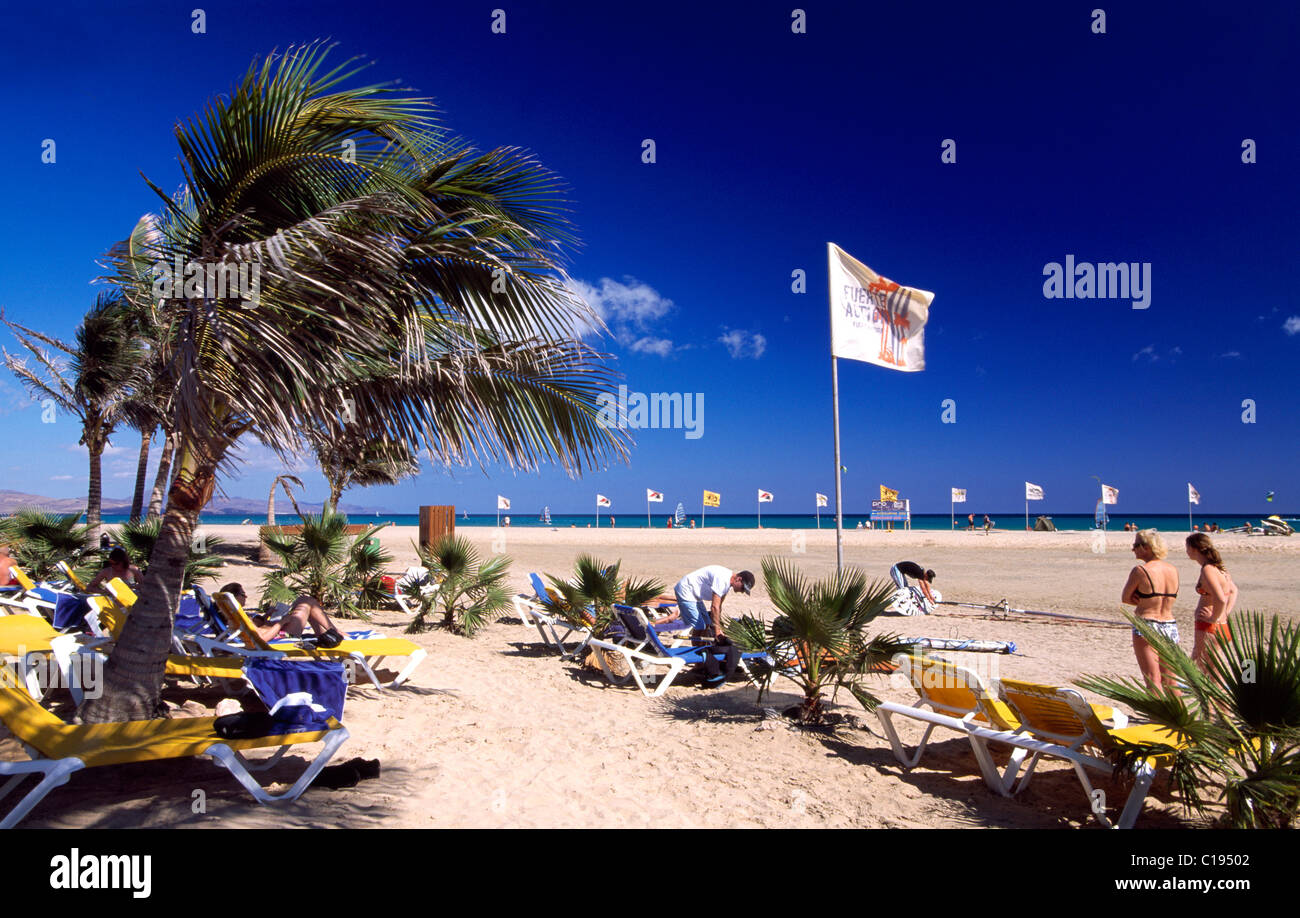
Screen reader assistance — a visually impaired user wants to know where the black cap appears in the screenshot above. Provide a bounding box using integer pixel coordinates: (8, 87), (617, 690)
(737, 570), (755, 595)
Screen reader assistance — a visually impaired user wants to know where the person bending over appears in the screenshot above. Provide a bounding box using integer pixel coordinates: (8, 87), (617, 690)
(221, 583), (344, 647)
(890, 561), (938, 611)
(656, 565), (754, 642)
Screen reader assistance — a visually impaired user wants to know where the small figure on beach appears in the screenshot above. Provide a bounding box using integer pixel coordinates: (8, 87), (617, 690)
(1121, 529), (1180, 690)
(689, 519), (696, 528)
(1186, 533), (1236, 669)
(221, 583), (345, 647)
(503, 516), (511, 527)
(982, 514), (994, 533)
(87, 547), (143, 593)
(967, 513), (975, 531)
(890, 561), (938, 613)
(609, 516), (616, 528)
(666, 517), (673, 529)
(656, 566), (754, 641)
(0, 545), (17, 587)
(856, 521), (863, 530)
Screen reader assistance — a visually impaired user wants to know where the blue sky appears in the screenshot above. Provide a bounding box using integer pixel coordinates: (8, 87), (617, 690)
(1, 0), (1296, 517)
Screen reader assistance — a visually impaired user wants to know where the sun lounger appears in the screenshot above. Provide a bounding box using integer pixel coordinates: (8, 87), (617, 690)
(0, 662), (349, 829)
(211, 592), (426, 690)
(587, 606), (769, 698)
(965, 678), (1184, 828)
(876, 656), (1127, 791)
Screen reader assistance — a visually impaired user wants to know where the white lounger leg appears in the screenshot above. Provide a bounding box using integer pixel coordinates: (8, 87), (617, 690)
(203, 725), (350, 805)
(0, 758), (86, 829)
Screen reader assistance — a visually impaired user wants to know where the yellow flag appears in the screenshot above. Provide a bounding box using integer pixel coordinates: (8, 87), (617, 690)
(703, 490), (721, 508)
(880, 485), (898, 501)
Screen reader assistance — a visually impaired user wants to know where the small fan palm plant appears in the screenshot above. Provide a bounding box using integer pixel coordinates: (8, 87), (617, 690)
(729, 556), (909, 725)
(1076, 611), (1300, 829)
(0, 509), (91, 581)
(259, 511), (391, 619)
(404, 535), (511, 636)
(544, 554), (664, 637)
(109, 518), (225, 589)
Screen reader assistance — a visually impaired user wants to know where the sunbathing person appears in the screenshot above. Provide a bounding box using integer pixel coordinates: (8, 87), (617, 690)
(220, 583), (344, 647)
(0, 546), (18, 587)
(86, 547), (143, 594)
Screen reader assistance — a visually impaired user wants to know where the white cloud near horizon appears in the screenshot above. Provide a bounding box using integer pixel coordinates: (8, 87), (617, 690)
(1284, 316), (1300, 335)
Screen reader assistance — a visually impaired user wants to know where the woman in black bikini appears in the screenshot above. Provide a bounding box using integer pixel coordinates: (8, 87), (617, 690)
(1121, 529), (1180, 690)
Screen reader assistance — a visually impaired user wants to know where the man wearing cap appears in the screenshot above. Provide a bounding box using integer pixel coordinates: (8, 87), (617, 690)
(662, 565), (754, 641)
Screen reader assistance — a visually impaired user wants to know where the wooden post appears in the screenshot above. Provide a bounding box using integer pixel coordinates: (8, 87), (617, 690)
(419, 505), (455, 549)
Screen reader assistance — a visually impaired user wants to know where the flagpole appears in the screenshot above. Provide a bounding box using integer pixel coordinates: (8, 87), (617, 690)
(832, 354), (844, 573)
(757, 496), (762, 529)
(596, 502), (600, 529)
(647, 497), (650, 530)
(1024, 499), (1028, 532)
(702, 498), (706, 530)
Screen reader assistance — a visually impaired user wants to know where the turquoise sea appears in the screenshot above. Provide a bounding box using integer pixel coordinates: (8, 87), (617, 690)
(99, 511), (1295, 532)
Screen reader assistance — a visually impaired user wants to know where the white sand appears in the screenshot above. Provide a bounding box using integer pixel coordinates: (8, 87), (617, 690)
(8, 525), (1297, 828)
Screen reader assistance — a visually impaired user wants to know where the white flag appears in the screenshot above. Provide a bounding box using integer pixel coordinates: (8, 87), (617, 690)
(646, 489), (663, 503)
(1102, 484), (1119, 505)
(828, 243), (933, 372)
(497, 495), (510, 510)
(1188, 483), (1200, 505)
(596, 494), (611, 507)
(951, 488), (967, 503)
(758, 489), (774, 503)
(1025, 482), (1044, 501)
(816, 493), (828, 508)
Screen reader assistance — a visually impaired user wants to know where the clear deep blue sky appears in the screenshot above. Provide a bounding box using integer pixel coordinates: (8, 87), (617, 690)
(2, 0), (1296, 517)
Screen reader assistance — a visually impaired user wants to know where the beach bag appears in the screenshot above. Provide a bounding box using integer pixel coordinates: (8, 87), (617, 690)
(700, 637), (741, 687)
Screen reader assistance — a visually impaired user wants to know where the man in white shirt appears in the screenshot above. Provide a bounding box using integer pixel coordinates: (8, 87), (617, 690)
(664, 565), (754, 640)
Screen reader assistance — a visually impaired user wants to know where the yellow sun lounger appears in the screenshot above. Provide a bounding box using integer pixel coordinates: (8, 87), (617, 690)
(210, 592), (426, 690)
(875, 655), (1127, 783)
(0, 664), (349, 829)
(965, 678), (1186, 829)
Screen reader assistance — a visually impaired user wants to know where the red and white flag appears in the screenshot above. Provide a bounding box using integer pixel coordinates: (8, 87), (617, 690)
(646, 489), (663, 503)
(816, 493), (828, 508)
(1102, 485), (1119, 505)
(496, 495), (510, 510)
(1188, 483), (1201, 505)
(828, 243), (933, 372)
(758, 489), (774, 503)
(597, 494), (611, 507)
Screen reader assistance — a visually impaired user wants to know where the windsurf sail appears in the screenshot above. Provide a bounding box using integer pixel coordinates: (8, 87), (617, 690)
(1094, 499), (1107, 529)
(674, 502), (686, 525)
(540, 506), (551, 525)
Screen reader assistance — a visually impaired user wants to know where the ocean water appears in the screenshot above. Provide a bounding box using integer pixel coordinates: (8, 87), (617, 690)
(99, 511), (1292, 532)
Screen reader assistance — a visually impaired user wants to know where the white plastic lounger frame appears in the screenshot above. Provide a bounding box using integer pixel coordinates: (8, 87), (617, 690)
(511, 594), (587, 654)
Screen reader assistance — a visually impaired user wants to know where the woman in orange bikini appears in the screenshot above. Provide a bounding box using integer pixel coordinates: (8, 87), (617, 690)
(1121, 529), (1180, 690)
(1186, 532), (1236, 669)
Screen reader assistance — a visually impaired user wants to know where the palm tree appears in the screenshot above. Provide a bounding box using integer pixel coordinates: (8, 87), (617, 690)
(729, 557), (907, 724)
(259, 511), (391, 619)
(544, 554), (664, 637)
(310, 429), (418, 514)
(110, 518), (225, 589)
(80, 44), (628, 722)
(1077, 612), (1300, 828)
(259, 472), (307, 564)
(3, 293), (143, 544)
(404, 534), (510, 636)
(0, 510), (92, 581)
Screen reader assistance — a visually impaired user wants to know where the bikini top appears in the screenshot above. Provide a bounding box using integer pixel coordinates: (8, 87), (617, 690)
(1134, 566), (1177, 600)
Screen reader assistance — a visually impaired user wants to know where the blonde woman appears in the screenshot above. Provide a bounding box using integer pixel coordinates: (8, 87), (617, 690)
(1186, 532), (1237, 668)
(1121, 529), (1180, 690)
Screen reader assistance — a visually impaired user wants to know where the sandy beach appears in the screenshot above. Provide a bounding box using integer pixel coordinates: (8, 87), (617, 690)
(8, 525), (1298, 829)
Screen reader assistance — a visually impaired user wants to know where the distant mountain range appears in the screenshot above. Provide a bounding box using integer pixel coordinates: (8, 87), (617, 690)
(0, 489), (388, 516)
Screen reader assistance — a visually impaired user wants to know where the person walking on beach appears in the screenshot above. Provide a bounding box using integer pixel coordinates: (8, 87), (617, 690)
(1121, 529), (1180, 690)
(1186, 533), (1237, 669)
(657, 566), (754, 641)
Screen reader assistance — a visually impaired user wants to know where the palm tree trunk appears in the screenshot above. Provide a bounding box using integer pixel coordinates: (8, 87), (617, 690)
(79, 441), (219, 722)
(86, 440), (104, 546)
(129, 429), (152, 522)
(146, 430), (176, 520)
(327, 481), (343, 515)
(267, 479), (278, 527)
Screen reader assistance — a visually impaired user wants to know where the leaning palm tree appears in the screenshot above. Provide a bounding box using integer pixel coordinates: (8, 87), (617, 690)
(3, 293), (143, 544)
(310, 429), (419, 514)
(81, 44), (628, 722)
(729, 557), (907, 724)
(1077, 612), (1300, 828)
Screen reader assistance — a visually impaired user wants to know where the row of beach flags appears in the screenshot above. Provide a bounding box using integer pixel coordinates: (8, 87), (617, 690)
(492, 481), (1209, 527)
